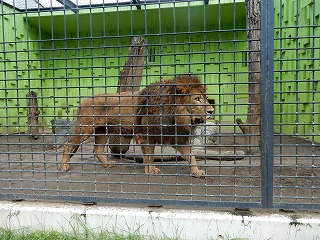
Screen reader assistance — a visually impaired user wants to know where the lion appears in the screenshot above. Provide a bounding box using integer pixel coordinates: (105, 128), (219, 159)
(135, 75), (214, 176)
(58, 91), (137, 172)
(58, 75), (213, 177)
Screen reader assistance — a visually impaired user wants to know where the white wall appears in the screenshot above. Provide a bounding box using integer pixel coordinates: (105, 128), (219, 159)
(0, 201), (319, 240)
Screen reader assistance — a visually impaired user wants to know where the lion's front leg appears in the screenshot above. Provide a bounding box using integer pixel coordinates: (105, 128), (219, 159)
(59, 142), (77, 172)
(141, 144), (160, 174)
(177, 145), (205, 177)
(59, 134), (85, 172)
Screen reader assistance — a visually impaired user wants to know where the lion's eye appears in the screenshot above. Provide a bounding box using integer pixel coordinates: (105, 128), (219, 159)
(195, 97), (201, 102)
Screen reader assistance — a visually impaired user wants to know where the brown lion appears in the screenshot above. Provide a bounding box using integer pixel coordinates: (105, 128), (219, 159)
(135, 75), (214, 176)
(58, 91), (137, 172)
(58, 74), (213, 177)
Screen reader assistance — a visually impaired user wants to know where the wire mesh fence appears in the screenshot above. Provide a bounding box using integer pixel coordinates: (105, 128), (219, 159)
(0, 0), (319, 210)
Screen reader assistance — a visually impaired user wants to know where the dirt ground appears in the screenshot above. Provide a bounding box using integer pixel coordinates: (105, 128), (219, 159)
(0, 129), (319, 207)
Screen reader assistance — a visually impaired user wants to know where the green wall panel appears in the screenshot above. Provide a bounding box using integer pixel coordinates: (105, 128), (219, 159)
(0, 4), (42, 133)
(1, 0), (319, 143)
(274, 0), (320, 142)
(1, 1), (248, 134)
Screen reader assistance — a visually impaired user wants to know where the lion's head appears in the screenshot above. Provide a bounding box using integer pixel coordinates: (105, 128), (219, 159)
(135, 75), (214, 145)
(174, 76), (214, 125)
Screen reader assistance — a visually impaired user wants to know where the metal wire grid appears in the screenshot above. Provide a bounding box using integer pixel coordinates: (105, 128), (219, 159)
(0, 0), (319, 209)
(273, 0), (320, 209)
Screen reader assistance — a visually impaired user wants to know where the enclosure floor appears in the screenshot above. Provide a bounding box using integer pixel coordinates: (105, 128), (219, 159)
(0, 130), (319, 206)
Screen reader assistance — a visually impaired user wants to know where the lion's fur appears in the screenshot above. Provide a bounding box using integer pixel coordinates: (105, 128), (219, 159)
(59, 74), (213, 176)
(59, 91), (138, 172)
(75, 91), (137, 136)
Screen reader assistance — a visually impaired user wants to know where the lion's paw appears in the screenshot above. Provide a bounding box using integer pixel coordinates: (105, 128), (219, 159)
(107, 161), (116, 168)
(101, 162), (116, 168)
(59, 163), (70, 172)
(192, 169), (205, 177)
(145, 166), (161, 174)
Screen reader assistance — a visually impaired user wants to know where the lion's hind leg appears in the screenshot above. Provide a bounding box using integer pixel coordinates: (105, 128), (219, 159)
(140, 144), (160, 174)
(177, 145), (205, 177)
(94, 127), (115, 167)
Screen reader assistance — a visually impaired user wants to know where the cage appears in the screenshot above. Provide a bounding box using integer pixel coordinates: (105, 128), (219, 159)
(0, 0), (319, 210)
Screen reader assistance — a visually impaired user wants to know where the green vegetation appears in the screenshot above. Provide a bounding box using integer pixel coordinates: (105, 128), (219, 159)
(0, 227), (145, 240)
(0, 212), (181, 240)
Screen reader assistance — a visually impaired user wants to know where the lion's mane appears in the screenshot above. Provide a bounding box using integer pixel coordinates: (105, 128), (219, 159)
(135, 75), (206, 145)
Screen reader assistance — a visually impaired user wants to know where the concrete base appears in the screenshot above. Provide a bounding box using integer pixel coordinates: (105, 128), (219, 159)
(0, 201), (319, 240)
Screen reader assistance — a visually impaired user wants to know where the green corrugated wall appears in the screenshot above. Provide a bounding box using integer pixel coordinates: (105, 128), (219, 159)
(0, 4), (41, 133)
(1, 0), (319, 142)
(274, 0), (320, 142)
(0, 1), (248, 134)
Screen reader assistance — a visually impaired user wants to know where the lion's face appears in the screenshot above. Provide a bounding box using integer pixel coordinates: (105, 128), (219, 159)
(186, 91), (214, 125)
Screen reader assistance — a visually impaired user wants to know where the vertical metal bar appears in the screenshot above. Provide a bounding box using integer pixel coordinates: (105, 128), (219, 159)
(310, 0), (317, 203)
(260, 0), (274, 208)
(0, 1), (3, 198)
(293, 0), (299, 202)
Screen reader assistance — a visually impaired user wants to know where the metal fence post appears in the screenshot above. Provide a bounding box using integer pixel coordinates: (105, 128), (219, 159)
(260, 0), (275, 208)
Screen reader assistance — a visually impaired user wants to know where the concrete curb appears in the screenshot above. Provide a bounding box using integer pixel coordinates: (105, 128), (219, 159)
(0, 201), (319, 239)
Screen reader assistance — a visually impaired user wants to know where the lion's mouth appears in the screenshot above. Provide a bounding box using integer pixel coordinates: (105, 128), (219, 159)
(194, 118), (205, 124)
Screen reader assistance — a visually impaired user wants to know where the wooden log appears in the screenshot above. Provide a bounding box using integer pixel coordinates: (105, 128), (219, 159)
(109, 36), (147, 156)
(117, 36), (147, 93)
(236, 0), (261, 155)
(26, 91), (40, 139)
